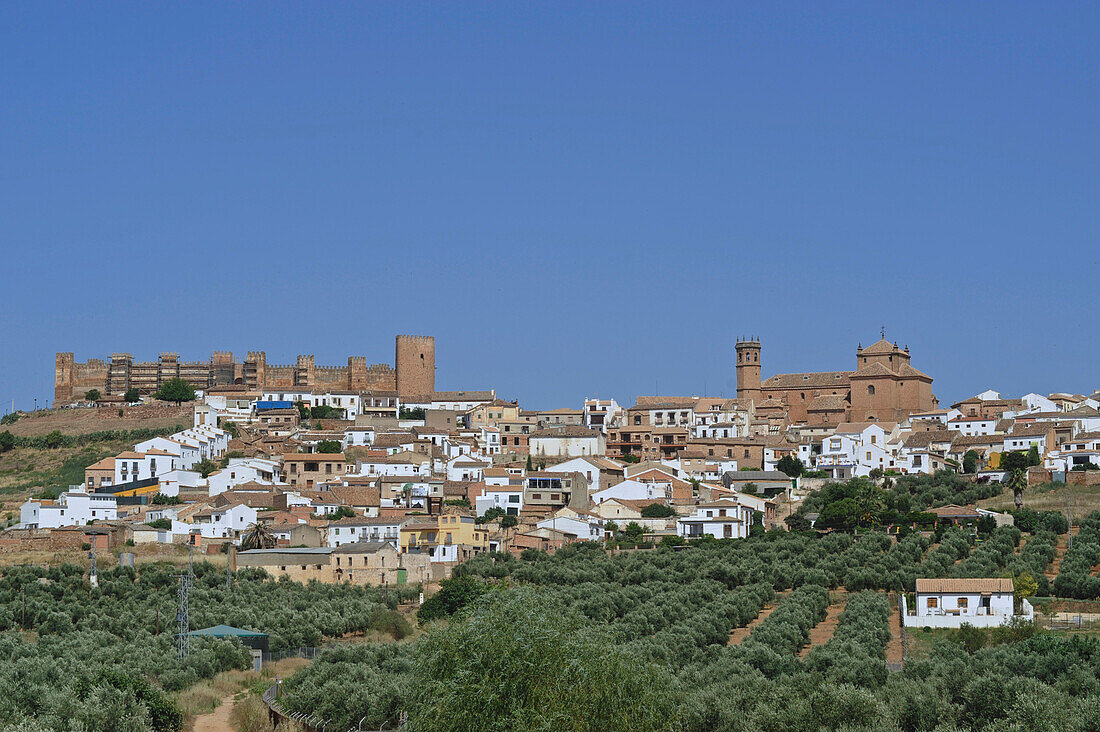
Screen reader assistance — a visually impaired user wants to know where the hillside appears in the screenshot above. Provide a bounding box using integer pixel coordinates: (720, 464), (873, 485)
(0, 407), (192, 521)
(3, 404), (192, 437)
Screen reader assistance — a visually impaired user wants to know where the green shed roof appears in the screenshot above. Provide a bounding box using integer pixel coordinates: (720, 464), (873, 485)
(189, 624), (268, 638)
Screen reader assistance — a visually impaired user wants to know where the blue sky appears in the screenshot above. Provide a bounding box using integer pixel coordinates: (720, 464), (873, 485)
(2, 2), (1098, 411)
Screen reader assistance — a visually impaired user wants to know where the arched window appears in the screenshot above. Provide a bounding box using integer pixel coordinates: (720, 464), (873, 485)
(867, 385), (876, 396)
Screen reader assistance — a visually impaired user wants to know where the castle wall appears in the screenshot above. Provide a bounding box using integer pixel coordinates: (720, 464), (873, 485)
(56, 335), (430, 403)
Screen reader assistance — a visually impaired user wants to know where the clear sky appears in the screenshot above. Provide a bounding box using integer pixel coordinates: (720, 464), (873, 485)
(2, 2), (1098, 412)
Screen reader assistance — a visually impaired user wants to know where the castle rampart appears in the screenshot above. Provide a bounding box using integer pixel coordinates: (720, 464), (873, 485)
(55, 336), (434, 403)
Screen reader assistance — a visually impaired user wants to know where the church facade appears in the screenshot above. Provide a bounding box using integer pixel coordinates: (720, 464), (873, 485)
(735, 337), (936, 425)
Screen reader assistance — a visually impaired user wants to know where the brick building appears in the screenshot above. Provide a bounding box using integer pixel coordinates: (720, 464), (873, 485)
(734, 337), (937, 424)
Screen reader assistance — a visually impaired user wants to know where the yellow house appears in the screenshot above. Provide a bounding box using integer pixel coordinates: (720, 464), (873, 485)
(465, 400), (520, 429)
(400, 511), (491, 560)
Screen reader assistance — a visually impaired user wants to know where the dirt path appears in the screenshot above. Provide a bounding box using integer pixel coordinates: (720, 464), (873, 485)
(191, 695), (236, 732)
(798, 593), (847, 658)
(885, 594), (905, 665)
(728, 603), (777, 645)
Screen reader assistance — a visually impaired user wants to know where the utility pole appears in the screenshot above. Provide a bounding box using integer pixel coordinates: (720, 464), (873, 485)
(176, 543), (195, 660)
(89, 542), (98, 588)
(1066, 480), (1075, 550)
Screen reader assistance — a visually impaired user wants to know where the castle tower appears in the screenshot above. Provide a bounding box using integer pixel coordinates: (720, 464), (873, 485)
(245, 351), (266, 391)
(295, 355), (315, 388)
(55, 353), (75, 403)
(395, 335), (435, 398)
(735, 339), (762, 403)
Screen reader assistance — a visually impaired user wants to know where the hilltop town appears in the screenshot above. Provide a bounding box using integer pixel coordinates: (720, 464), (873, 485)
(5, 333), (1097, 586)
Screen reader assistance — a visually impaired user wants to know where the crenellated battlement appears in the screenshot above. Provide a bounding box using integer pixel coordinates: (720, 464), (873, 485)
(55, 335), (433, 403)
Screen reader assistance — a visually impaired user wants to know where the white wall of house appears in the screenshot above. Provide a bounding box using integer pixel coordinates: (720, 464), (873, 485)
(592, 479), (666, 503)
(20, 488), (118, 528)
(529, 434), (605, 458)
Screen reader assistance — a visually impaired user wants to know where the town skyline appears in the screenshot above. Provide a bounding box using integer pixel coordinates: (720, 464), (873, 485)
(3, 3), (1098, 414)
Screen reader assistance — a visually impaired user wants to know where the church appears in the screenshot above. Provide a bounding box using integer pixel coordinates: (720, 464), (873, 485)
(735, 336), (937, 425)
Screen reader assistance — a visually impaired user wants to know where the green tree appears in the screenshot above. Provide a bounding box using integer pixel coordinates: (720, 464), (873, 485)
(500, 515), (518, 528)
(0, 430), (14, 453)
(1027, 444), (1041, 467)
(123, 387), (141, 403)
(44, 430), (65, 449)
(410, 588), (677, 732)
(1001, 450), (1029, 473)
(1007, 468), (1027, 510)
(1013, 571), (1039, 604)
(417, 575), (490, 624)
(328, 506), (356, 520)
(84, 389), (101, 402)
(621, 521), (645, 542)
(526, 454), (533, 471)
(315, 439), (342, 454)
(194, 459), (218, 478)
(478, 506), (507, 524)
(640, 503), (676, 518)
(963, 449), (979, 474)
(776, 455), (804, 478)
(146, 518), (172, 530)
(153, 378), (195, 405)
(240, 522), (277, 550)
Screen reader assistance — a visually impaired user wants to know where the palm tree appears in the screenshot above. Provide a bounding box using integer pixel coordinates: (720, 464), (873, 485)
(1007, 468), (1027, 510)
(240, 522), (277, 550)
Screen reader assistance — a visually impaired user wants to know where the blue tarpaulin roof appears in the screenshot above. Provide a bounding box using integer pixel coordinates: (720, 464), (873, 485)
(255, 401), (294, 411)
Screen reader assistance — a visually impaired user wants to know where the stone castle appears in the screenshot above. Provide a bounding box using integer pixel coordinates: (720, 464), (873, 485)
(55, 334), (436, 403)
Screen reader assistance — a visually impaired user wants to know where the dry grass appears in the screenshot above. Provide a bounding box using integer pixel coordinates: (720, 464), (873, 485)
(978, 481), (1100, 520)
(0, 542), (228, 569)
(180, 658), (310, 731)
(4, 406), (191, 437)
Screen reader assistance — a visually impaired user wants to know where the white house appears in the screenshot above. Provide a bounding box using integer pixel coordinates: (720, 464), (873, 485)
(592, 478), (668, 504)
(474, 487), (524, 517)
(947, 416), (998, 437)
(342, 425), (376, 449)
(20, 487), (118, 528)
(676, 499), (752, 540)
(905, 578), (1031, 628)
(583, 398), (623, 433)
(355, 452), (431, 478)
(113, 450), (179, 485)
(543, 456), (621, 495)
(446, 456), (488, 482)
(326, 517), (401, 547)
(815, 422), (899, 478)
(205, 458), (282, 496)
(186, 502), (258, 539)
(528, 426), (606, 458)
(536, 514), (605, 541)
(135, 436), (201, 469)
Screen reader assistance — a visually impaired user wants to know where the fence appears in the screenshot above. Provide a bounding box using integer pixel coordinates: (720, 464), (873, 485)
(1036, 611), (1100, 631)
(263, 646), (320, 663)
(262, 681), (405, 732)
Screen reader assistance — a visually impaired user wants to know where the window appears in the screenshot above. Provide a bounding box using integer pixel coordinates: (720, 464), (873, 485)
(927, 597), (938, 608)
(867, 385), (875, 395)
(957, 597), (968, 609)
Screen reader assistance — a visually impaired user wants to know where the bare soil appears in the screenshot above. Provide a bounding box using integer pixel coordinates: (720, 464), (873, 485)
(728, 602), (778, 645)
(798, 591), (847, 658)
(885, 593), (906, 664)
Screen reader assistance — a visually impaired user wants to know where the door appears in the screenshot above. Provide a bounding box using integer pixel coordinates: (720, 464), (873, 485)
(723, 524), (732, 539)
